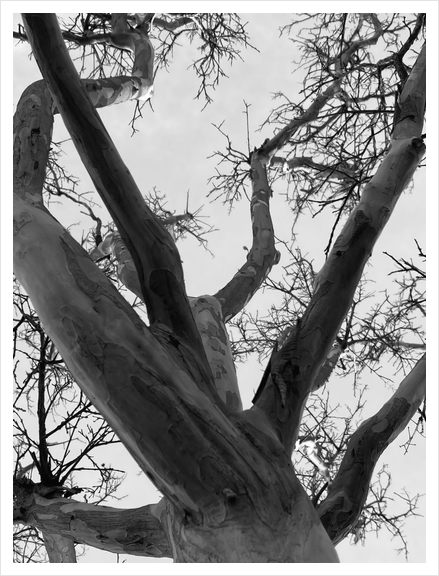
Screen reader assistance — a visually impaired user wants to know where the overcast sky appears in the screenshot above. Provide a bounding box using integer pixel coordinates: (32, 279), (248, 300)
(6, 5), (438, 572)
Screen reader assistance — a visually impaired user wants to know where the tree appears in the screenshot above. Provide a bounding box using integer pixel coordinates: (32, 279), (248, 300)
(13, 12), (427, 563)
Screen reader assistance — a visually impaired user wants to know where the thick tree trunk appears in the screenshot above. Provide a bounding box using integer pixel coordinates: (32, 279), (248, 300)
(13, 13), (425, 563)
(14, 17), (340, 561)
(14, 356), (424, 561)
(14, 482), (339, 562)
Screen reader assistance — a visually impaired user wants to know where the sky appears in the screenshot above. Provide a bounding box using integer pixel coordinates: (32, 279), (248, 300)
(4, 3), (439, 574)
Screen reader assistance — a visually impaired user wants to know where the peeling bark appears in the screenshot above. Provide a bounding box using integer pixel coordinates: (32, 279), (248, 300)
(13, 150), (339, 561)
(42, 532), (77, 563)
(92, 231), (144, 301)
(214, 151), (279, 323)
(317, 354), (426, 544)
(252, 45), (425, 456)
(189, 295), (243, 411)
(22, 14), (216, 400)
(270, 156), (357, 182)
(91, 232), (243, 411)
(63, 12), (154, 103)
(311, 342), (346, 392)
(14, 485), (171, 559)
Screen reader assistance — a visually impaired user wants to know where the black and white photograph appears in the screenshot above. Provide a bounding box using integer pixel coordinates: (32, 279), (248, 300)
(5, 5), (437, 572)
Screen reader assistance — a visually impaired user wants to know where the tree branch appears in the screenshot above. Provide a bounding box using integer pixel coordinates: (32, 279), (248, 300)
(91, 232), (243, 410)
(13, 73), (237, 511)
(317, 354), (426, 544)
(214, 150), (279, 323)
(22, 13), (215, 393)
(14, 482), (171, 559)
(41, 532), (77, 563)
(251, 44), (425, 456)
(152, 14), (196, 32)
(259, 15), (386, 161)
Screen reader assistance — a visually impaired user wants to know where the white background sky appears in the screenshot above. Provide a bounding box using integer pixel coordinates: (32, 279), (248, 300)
(4, 3), (439, 574)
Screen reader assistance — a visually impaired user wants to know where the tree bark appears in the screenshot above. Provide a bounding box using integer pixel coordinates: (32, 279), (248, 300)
(214, 152), (279, 323)
(13, 13), (425, 563)
(252, 44), (426, 456)
(15, 14), (340, 562)
(317, 354), (426, 544)
(21, 14), (215, 399)
(14, 485), (171, 559)
(91, 231), (243, 411)
(15, 355), (425, 558)
(42, 532), (77, 563)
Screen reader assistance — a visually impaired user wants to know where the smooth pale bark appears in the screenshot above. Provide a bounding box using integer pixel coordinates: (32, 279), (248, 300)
(253, 338), (348, 405)
(42, 532), (77, 563)
(155, 488), (339, 562)
(317, 354), (426, 543)
(16, 76), (144, 116)
(14, 83), (53, 207)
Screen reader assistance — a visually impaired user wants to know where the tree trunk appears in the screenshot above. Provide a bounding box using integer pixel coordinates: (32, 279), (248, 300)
(13, 13), (425, 562)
